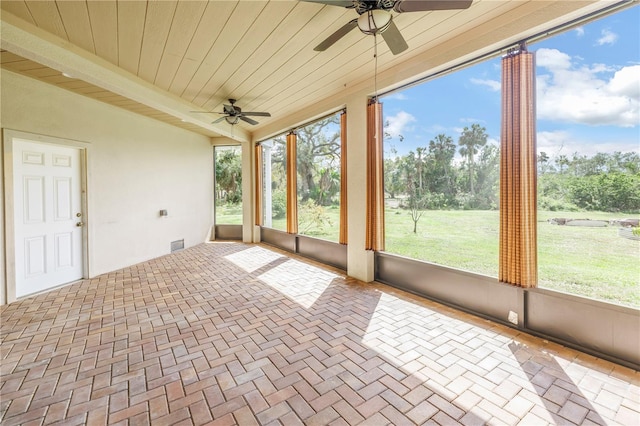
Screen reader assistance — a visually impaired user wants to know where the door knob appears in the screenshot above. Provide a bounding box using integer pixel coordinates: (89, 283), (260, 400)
(76, 222), (84, 227)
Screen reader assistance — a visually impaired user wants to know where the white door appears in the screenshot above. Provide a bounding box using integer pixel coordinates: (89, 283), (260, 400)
(13, 140), (84, 297)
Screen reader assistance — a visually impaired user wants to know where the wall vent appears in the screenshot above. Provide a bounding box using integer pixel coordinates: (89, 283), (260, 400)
(171, 239), (184, 253)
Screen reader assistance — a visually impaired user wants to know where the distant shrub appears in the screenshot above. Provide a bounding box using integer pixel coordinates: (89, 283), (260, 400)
(538, 196), (581, 212)
(271, 190), (286, 219)
(633, 227), (640, 237)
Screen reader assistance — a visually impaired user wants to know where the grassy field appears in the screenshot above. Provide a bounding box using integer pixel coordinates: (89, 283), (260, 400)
(385, 208), (639, 308)
(215, 203), (243, 225)
(217, 204), (639, 308)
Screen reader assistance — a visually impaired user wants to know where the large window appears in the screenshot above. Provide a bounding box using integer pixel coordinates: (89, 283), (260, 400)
(382, 58), (501, 277)
(296, 114), (342, 242)
(533, 7), (639, 308)
(260, 112), (343, 242)
(261, 137), (287, 231)
(214, 145), (242, 225)
(381, 6), (639, 308)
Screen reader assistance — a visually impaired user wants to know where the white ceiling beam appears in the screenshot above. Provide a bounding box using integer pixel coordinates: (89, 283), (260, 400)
(0, 11), (250, 143)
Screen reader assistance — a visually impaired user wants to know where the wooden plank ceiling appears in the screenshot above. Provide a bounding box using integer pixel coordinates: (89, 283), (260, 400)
(0, 0), (606, 139)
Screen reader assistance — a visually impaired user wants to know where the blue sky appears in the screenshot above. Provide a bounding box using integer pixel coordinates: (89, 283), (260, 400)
(382, 5), (640, 159)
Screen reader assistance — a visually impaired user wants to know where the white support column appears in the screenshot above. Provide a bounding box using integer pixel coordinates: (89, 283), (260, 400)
(346, 97), (375, 282)
(241, 140), (253, 243)
(253, 142), (262, 243)
(263, 141), (273, 228)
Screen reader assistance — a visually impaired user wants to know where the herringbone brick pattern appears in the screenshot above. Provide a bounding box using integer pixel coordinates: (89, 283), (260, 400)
(1, 242), (638, 425)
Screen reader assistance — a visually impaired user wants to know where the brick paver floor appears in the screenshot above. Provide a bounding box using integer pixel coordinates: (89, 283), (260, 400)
(1, 242), (638, 425)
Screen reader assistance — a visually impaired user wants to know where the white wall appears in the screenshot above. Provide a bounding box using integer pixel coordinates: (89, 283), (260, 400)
(1, 70), (213, 304)
(0, 108), (4, 305)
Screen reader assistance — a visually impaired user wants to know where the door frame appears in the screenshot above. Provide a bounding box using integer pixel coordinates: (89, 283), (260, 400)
(3, 129), (90, 303)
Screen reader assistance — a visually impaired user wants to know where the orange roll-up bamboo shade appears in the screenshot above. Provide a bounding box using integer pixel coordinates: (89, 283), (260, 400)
(365, 101), (385, 251)
(286, 132), (298, 234)
(339, 111), (348, 245)
(499, 46), (537, 287)
(254, 144), (263, 227)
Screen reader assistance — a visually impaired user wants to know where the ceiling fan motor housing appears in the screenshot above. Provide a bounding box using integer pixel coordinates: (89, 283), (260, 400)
(354, 0), (396, 14)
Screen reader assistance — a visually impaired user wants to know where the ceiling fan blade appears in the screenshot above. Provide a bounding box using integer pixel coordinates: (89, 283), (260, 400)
(381, 20), (408, 55)
(240, 116), (259, 125)
(240, 112), (271, 117)
(393, 0), (472, 13)
(299, 0), (354, 7)
(212, 117), (227, 124)
(314, 19), (358, 51)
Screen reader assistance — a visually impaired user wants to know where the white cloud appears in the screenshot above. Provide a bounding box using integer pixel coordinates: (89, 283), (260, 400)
(537, 130), (640, 158)
(385, 111), (416, 138)
(596, 29), (618, 46)
(470, 77), (501, 91)
(536, 48), (639, 128)
(609, 66), (640, 100)
(536, 48), (572, 70)
(574, 27), (585, 37)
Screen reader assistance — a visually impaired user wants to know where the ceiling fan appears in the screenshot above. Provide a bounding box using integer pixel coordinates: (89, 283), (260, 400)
(192, 99), (271, 125)
(303, 0), (473, 55)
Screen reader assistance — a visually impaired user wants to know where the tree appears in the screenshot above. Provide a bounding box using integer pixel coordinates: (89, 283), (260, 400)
(315, 168), (340, 206)
(427, 134), (457, 201)
(474, 144), (500, 209)
(298, 199), (332, 234)
(405, 170), (426, 234)
(415, 147), (426, 192)
(619, 152), (640, 174)
(538, 151), (551, 175)
(570, 153), (589, 176)
(384, 155), (405, 199)
(555, 155), (569, 174)
(215, 148), (242, 204)
(539, 151), (640, 213)
(295, 116), (341, 205)
(408, 192), (425, 234)
(569, 173), (640, 212)
(458, 124), (488, 196)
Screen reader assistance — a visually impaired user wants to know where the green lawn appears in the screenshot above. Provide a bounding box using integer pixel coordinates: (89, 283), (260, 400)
(217, 203), (639, 308)
(385, 208), (639, 308)
(215, 203), (243, 225)
(536, 210), (639, 308)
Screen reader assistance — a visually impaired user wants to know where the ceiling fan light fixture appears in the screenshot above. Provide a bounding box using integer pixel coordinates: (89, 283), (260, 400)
(225, 116), (240, 125)
(357, 10), (391, 35)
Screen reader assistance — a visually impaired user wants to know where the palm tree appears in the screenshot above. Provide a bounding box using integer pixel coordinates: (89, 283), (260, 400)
(555, 155), (569, 174)
(458, 124), (488, 196)
(538, 151), (550, 175)
(428, 134), (456, 196)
